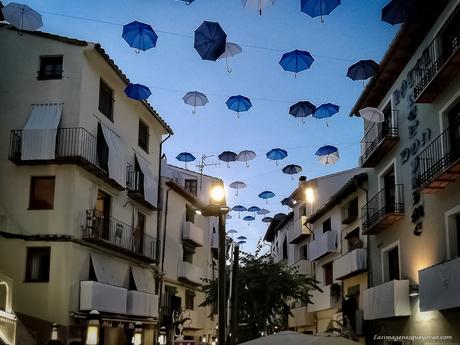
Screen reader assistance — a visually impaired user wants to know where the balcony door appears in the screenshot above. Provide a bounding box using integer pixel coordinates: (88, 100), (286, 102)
(134, 212), (145, 254)
(383, 168), (396, 213)
(387, 246), (400, 281)
(96, 189), (111, 240)
(448, 103), (460, 160)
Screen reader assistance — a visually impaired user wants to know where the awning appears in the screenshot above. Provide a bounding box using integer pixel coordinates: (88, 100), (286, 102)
(90, 252), (130, 288)
(21, 103), (63, 160)
(131, 265), (155, 293)
(135, 153), (158, 207)
(100, 123), (127, 188)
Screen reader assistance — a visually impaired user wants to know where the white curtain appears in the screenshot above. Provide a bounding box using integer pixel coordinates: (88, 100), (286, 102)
(136, 153), (158, 207)
(21, 104), (63, 160)
(130, 265), (155, 293)
(100, 124), (127, 188)
(90, 252), (130, 288)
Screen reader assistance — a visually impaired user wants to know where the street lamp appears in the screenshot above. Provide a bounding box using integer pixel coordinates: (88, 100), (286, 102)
(305, 187), (315, 204)
(85, 310), (100, 345)
(133, 322), (143, 345)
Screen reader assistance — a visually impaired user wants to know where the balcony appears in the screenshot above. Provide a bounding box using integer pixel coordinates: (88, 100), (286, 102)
(9, 128), (124, 190)
(308, 230), (337, 261)
(309, 284), (341, 312)
(333, 248), (367, 280)
(127, 291), (159, 317)
(414, 127), (460, 193)
(362, 185), (404, 234)
(363, 280), (410, 320)
(80, 281), (127, 314)
(414, 5), (460, 103)
(178, 261), (203, 285)
(126, 165), (156, 210)
(360, 121), (399, 168)
(291, 259), (312, 275)
(182, 221), (204, 247)
(419, 256), (460, 311)
(288, 216), (311, 244)
(82, 209), (157, 262)
(288, 306), (315, 328)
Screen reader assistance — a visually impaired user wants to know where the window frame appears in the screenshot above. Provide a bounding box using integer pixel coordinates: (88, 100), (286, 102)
(185, 290), (195, 310)
(323, 261), (333, 286)
(322, 218), (332, 233)
(381, 241), (401, 282)
(29, 176), (55, 210)
(37, 55), (63, 80)
(138, 119), (150, 153)
(184, 179), (198, 196)
(98, 78), (114, 121)
(25, 247), (51, 283)
(186, 205), (196, 223)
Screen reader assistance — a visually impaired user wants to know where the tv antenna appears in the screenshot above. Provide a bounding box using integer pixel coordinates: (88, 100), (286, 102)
(196, 155), (220, 190)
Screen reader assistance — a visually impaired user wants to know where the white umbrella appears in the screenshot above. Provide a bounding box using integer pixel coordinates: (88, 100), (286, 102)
(218, 42), (242, 73)
(229, 181), (247, 196)
(240, 331), (358, 345)
(2, 2), (43, 32)
(241, 0), (275, 15)
(358, 107), (384, 123)
(236, 150), (256, 167)
(182, 91), (209, 114)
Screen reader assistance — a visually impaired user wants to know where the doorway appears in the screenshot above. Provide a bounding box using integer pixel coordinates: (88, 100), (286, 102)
(96, 189), (111, 240)
(448, 102), (460, 161)
(383, 167), (396, 213)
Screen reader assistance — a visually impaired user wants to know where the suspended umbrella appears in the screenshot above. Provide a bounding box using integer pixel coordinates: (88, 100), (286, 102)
(227, 229), (238, 239)
(262, 216), (273, 223)
(248, 206), (261, 216)
(2, 2), (43, 32)
(243, 215), (255, 225)
(218, 42), (242, 73)
(266, 148), (288, 165)
(282, 164), (302, 180)
(226, 214), (232, 220)
(238, 240), (246, 245)
(315, 145), (340, 165)
(289, 101), (316, 123)
(281, 198), (290, 206)
(358, 107), (385, 123)
(176, 152), (196, 168)
(313, 103), (340, 126)
(124, 83), (152, 101)
(347, 60), (380, 84)
(122, 21), (158, 52)
(381, 0), (416, 25)
(279, 50), (314, 77)
(179, 0), (196, 4)
(229, 181), (247, 196)
(300, 0), (341, 22)
(257, 208), (270, 215)
(258, 191), (275, 204)
(232, 205), (247, 218)
(226, 95), (252, 118)
(218, 151), (238, 168)
(274, 213), (287, 220)
(237, 150), (256, 167)
(194, 21), (227, 61)
(242, 0), (275, 15)
(237, 236), (247, 240)
(183, 91), (209, 113)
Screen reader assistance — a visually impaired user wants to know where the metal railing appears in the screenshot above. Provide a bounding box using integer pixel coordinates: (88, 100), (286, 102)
(414, 127), (460, 190)
(362, 184), (404, 232)
(126, 164), (144, 193)
(82, 209), (157, 260)
(360, 115), (399, 165)
(414, 5), (460, 98)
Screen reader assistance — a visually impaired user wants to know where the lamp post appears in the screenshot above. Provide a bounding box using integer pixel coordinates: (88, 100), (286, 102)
(85, 310), (100, 345)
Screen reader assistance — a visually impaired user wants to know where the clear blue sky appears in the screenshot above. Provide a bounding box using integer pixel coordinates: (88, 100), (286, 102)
(24, 0), (398, 252)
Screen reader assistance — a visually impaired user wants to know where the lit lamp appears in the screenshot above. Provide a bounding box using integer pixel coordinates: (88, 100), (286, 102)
(133, 322), (143, 345)
(202, 335), (207, 344)
(158, 327), (167, 345)
(85, 310), (100, 345)
(409, 285), (419, 297)
(305, 187), (315, 204)
(47, 323), (63, 345)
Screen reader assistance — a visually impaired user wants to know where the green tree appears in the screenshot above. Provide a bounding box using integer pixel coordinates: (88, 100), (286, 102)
(200, 243), (320, 342)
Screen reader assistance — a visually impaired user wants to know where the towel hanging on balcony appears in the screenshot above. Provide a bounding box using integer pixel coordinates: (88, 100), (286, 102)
(21, 103), (63, 160)
(100, 123), (127, 188)
(135, 153), (158, 207)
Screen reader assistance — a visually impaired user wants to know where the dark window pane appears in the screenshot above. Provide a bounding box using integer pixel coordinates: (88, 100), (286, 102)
(388, 246), (400, 281)
(138, 120), (149, 152)
(185, 179), (198, 196)
(323, 218), (332, 233)
(186, 205), (195, 223)
(25, 247), (51, 282)
(29, 177), (55, 210)
(38, 56), (63, 80)
(185, 290), (195, 310)
(323, 261), (333, 286)
(99, 79), (113, 120)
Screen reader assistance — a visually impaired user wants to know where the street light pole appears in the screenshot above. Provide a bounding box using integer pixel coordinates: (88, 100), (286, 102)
(218, 212), (226, 345)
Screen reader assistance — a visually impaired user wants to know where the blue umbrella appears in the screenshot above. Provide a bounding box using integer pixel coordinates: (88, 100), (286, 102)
(248, 206), (261, 215)
(226, 214), (232, 220)
(274, 213), (287, 220)
(301, 0), (341, 22)
(176, 152), (196, 168)
(194, 21), (227, 61)
(243, 215), (255, 225)
(279, 50), (314, 77)
(381, 0), (416, 25)
(237, 236), (247, 240)
(266, 148), (288, 165)
(226, 95), (252, 118)
(124, 83), (152, 101)
(122, 21), (158, 52)
(257, 208), (270, 215)
(347, 60), (380, 82)
(313, 103), (340, 126)
(281, 198), (290, 206)
(179, 0), (196, 4)
(227, 229), (238, 234)
(182, 91), (209, 113)
(232, 205), (247, 218)
(315, 145), (340, 165)
(218, 151), (238, 168)
(258, 191), (275, 204)
(238, 240), (246, 245)
(289, 101), (316, 123)
(282, 164), (302, 179)
(262, 216), (273, 223)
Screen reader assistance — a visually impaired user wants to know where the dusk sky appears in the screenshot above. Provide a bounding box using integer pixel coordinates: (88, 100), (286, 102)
(25, 0), (399, 252)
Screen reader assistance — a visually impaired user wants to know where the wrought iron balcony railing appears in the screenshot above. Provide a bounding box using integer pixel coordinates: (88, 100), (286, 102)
(360, 118), (399, 167)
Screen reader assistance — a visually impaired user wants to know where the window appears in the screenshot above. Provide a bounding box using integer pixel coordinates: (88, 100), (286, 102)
(98, 79), (113, 120)
(186, 205), (195, 223)
(322, 218), (332, 233)
(0, 284), (6, 311)
(346, 228), (363, 252)
(300, 245), (308, 260)
(282, 237), (288, 260)
(184, 179), (198, 196)
(134, 212), (145, 254)
(138, 120), (149, 152)
(185, 290), (195, 310)
(29, 177), (55, 210)
(382, 243), (400, 282)
(342, 198), (358, 224)
(25, 247), (51, 282)
(323, 261), (333, 286)
(183, 244), (195, 264)
(38, 56), (63, 80)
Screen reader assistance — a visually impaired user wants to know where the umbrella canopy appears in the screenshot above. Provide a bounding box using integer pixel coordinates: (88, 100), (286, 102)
(262, 216), (273, 223)
(229, 181), (247, 196)
(124, 83), (152, 101)
(315, 145), (340, 165)
(248, 206), (261, 215)
(381, 0), (416, 25)
(239, 331), (359, 345)
(237, 150), (257, 167)
(226, 214), (232, 220)
(279, 50), (314, 76)
(218, 151), (238, 168)
(257, 208), (270, 215)
(242, 0), (275, 15)
(232, 205), (247, 218)
(179, 0), (196, 4)
(347, 59), (380, 81)
(243, 215), (255, 224)
(258, 191), (275, 203)
(238, 240), (247, 245)
(176, 152), (196, 168)
(358, 107), (385, 123)
(282, 164), (302, 179)
(227, 229), (238, 234)
(313, 103), (339, 119)
(266, 148), (288, 165)
(289, 101), (316, 123)
(226, 95), (252, 118)
(182, 91), (209, 113)
(273, 212), (287, 220)
(281, 197), (290, 206)
(194, 21), (227, 61)
(218, 42), (242, 72)
(301, 0), (341, 22)
(237, 236), (247, 240)
(122, 21), (158, 51)
(2, 2), (43, 31)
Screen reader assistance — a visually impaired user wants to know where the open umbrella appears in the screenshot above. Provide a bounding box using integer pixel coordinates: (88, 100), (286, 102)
(279, 50), (314, 77)
(226, 95), (252, 118)
(229, 181), (247, 196)
(262, 216), (273, 223)
(122, 21), (158, 52)
(274, 213), (287, 220)
(258, 191), (275, 204)
(282, 164), (302, 179)
(218, 151), (237, 168)
(2, 2), (43, 32)
(313, 103), (339, 126)
(226, 214), (232, 220)
(257, 208), (270, 215)
(289, 101), (316, 123)
(237, 150), (256, 167)
(237, 236), (247, 240)
(232, 205), (247, 218)
(248, 206), (261, 216)
(179, 0), (196, 4)
(315, 145), (340, 165)
(266, 148), (288, 165)
(218, 42), (242, 73)
(347, 59), (380, 82)
(183, 91), (209, 113)
(381, 0), (416, 25)
(358, 107), (385, 123)
(194, 21), (227, 61)
(227, 229), (237, 239)
(176, 152), (196, 168)
(281, 197), (290, 206)
(301, 0), (341, 22)
(243, 215), (255, 225)
(124, 83), (152, 101)
(242, 0), (275, 15)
